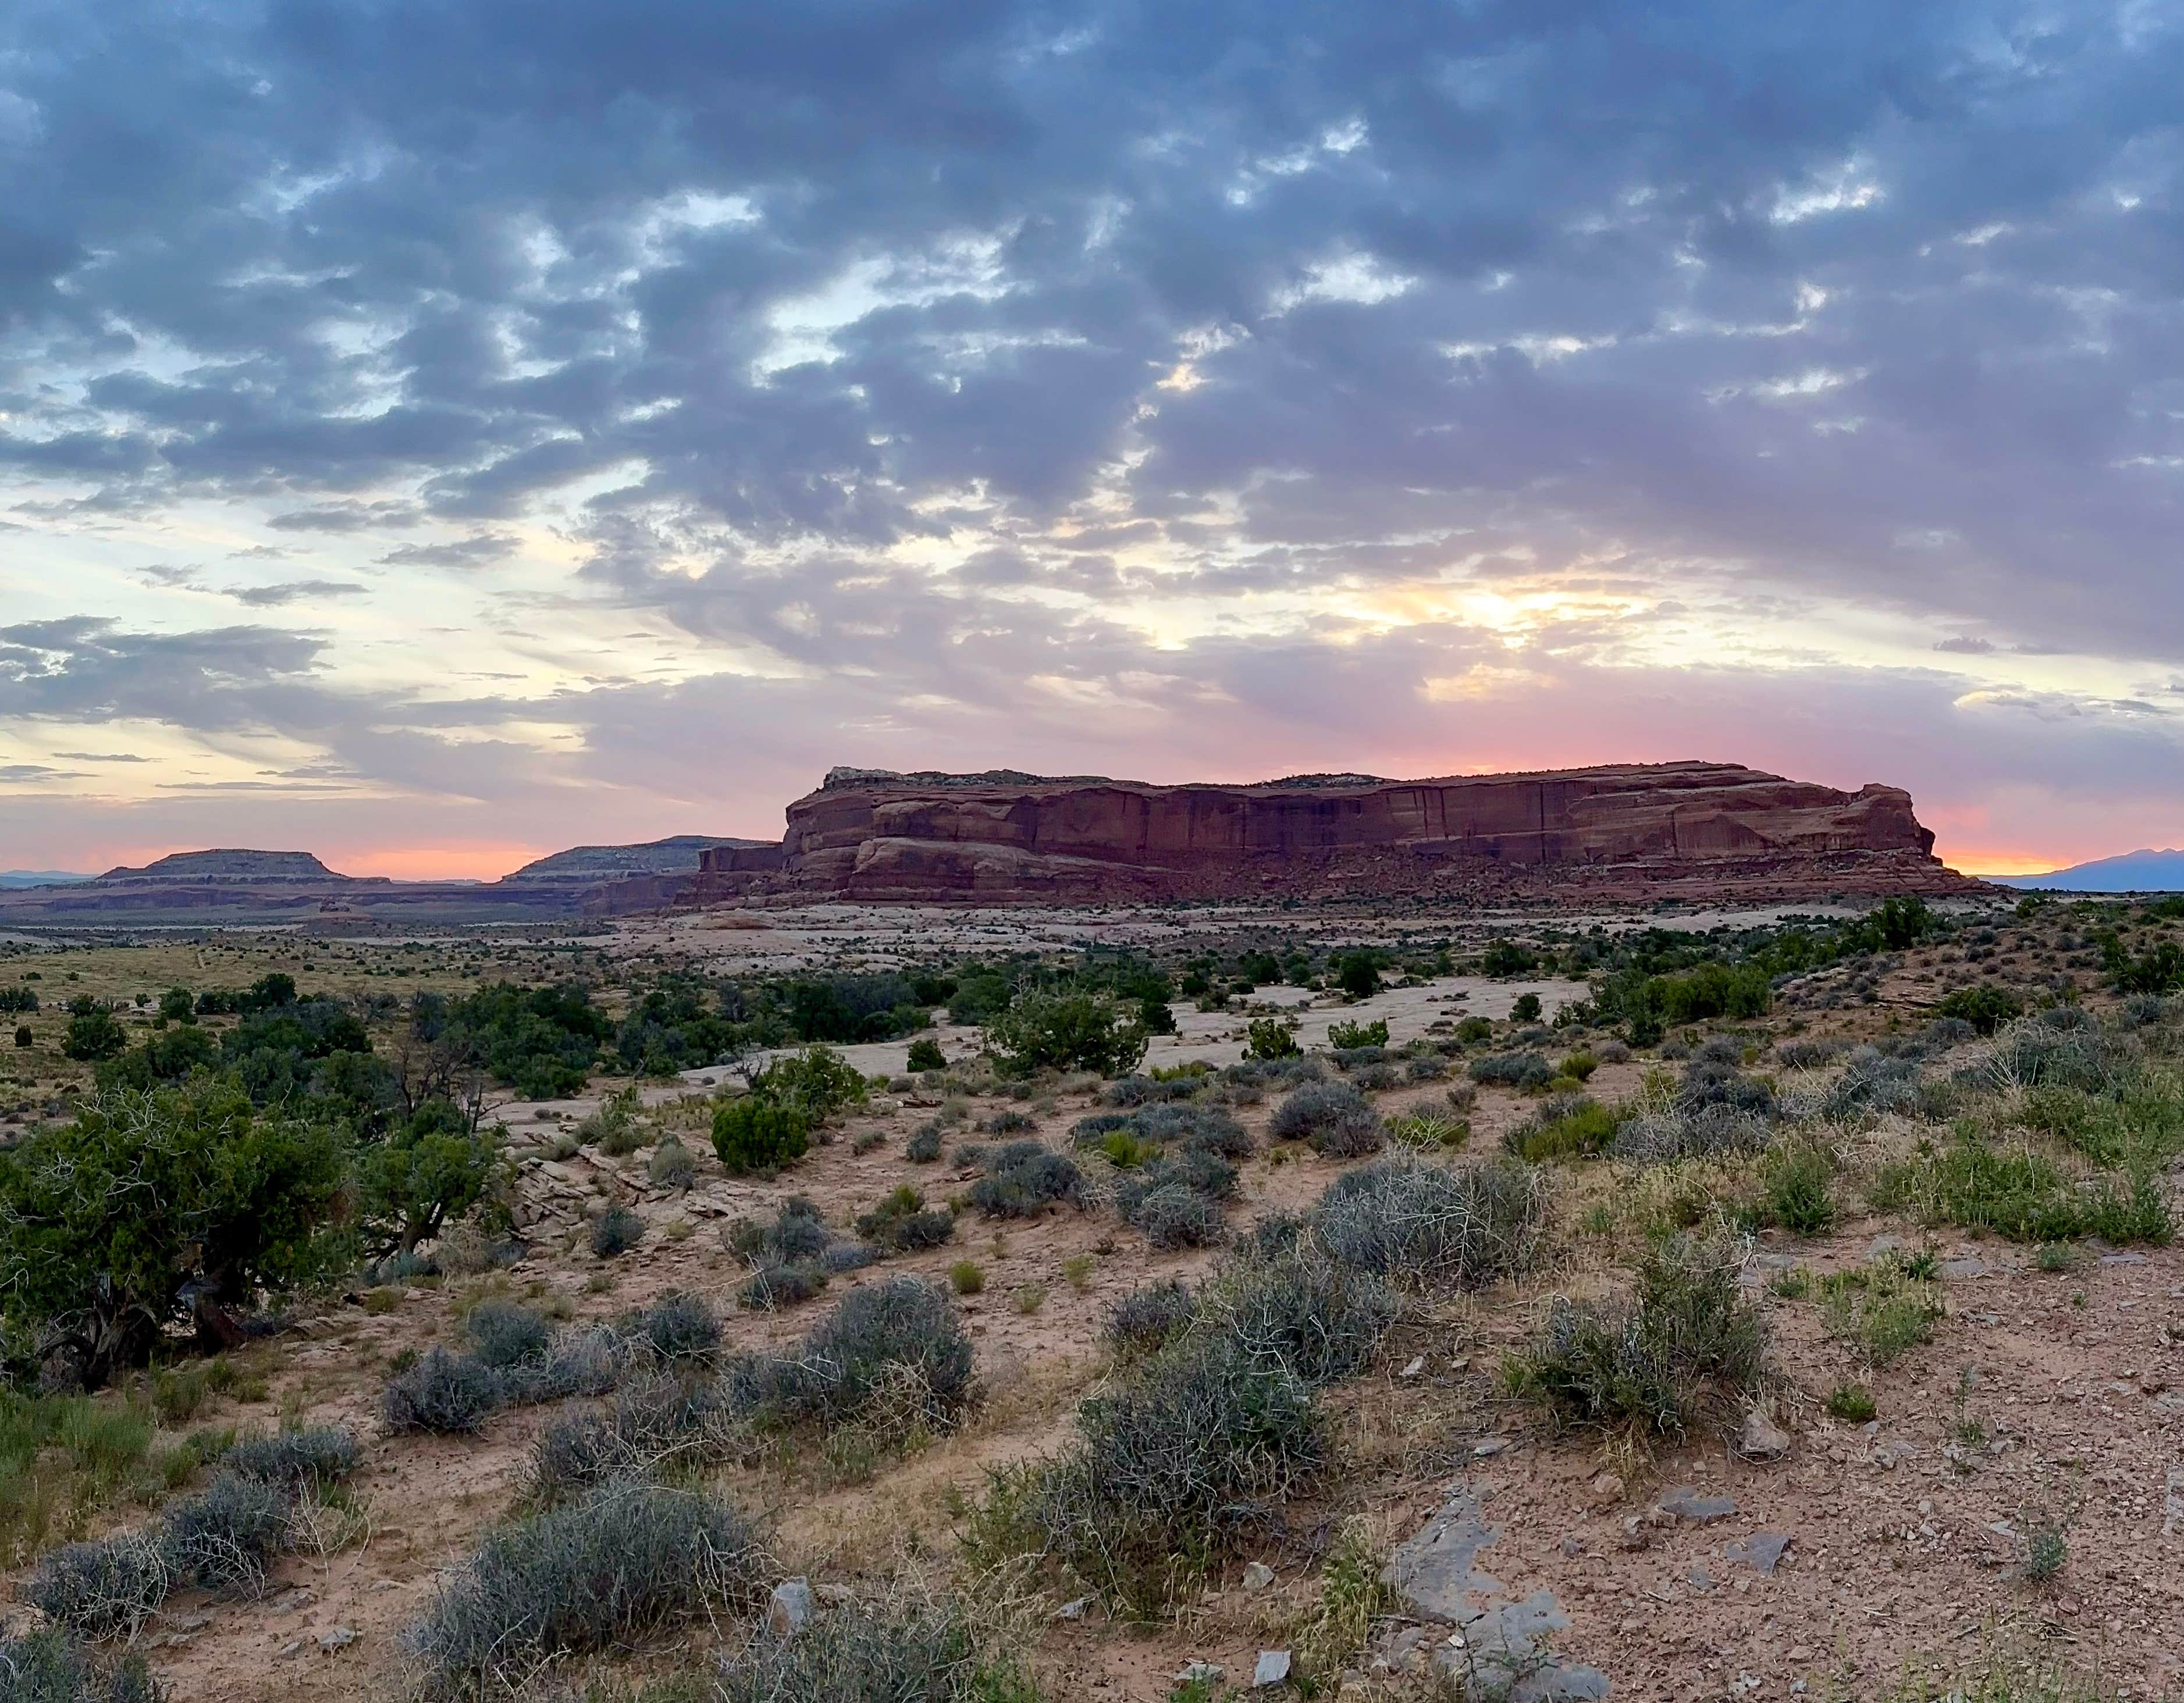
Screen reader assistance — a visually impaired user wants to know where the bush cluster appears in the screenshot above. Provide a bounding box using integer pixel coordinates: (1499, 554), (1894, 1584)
(965, 1141), (1084, 1218)
(0, 1628), (163, 1703)
(407, 1481), (765, 1700)
(723, 1276), (977, 1437)
(1505, 1231), (1767, 1440)
(1267, 1081), (1383, 1157)
(23, 1427), (363, 1639)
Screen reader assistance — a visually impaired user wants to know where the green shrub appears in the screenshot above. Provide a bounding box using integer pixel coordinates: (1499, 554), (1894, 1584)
(856, 1187), (956, 1255)
(1244, 1017), (1301, 1061)
(984, 992), (1148, 1078)
(905, 1037), (947, 1073)
(406, 1482), (765, 1699)
(712, 1096), (813, 1175)
(0, 1079), (349, 1390)
(1504, 1232), (1767, 1440)
(1937, 986), (2023, 1035)
(949, 1260), (986, 1296)
(1824, 1384), (1877, 1422)
(591, 1206), (644, 1259)
(1510, 992), (1543, 1024)
(1333, 954), (1382, 1000)
(1872, 1132), (2171, 1244)
(1326, 1018), (1389, 1050)
(906, 1121), (945, 1163)
(647, 1135), (697, 1191)
(355, 1100), (504, 1260)
(1504, 1096), (1619, 1162)
(62, 1003), (129, 1063)
(1819, 1260), (1944, 1366)
(466, 1301), (552, 1370)
(1758, 1143), (1836, 1233)
(750, 1045), (868, 1121)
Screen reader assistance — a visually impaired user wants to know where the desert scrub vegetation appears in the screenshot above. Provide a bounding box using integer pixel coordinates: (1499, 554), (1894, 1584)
(383, 1299), (686, 1433)
(965, 1141), (1084, 1218)
(407, 1481), (766, 1699)
(706, 1589), (1038, 1703)
(22, 1424), (364, 1638)
(1504, 1093), (1621, 1162)
(1817, 1256), (1945, 1366)
(1870, 1130), (2170, 1244)
(0, 1626), (163, 1703)
(723, 1276), (976, 1442)
(1310, 1152), (1550, 1288)
(967, 1156), (1538, 1618)
(1504, 1230), (1767, 1442)
(1267, 1080), (1384, 1156)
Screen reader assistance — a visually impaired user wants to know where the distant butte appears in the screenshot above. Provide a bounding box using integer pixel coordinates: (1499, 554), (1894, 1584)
(677, 760), (1976, 906)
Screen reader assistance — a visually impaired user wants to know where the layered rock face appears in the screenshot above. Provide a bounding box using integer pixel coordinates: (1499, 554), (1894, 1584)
(686, 761), (1970, 905)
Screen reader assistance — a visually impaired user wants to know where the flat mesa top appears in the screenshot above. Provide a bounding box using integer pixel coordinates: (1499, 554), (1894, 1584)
(814, 759), (1798, 798)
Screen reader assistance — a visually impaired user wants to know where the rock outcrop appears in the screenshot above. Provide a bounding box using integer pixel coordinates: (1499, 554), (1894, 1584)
(681, 761), (1972, 905)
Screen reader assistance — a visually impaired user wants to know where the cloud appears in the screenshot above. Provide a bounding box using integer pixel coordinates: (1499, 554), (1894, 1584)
(52, 750), (147, 761)
(0, 763), (86, 782)
(1, 0), (2182, 872)
(229, 580), (370, 607)
(375, 535), (520, 569)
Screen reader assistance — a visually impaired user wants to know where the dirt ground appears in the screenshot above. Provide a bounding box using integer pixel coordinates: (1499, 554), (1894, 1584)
(11, 892), (2183, 1702)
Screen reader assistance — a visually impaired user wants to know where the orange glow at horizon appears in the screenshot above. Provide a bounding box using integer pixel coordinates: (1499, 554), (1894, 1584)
(334, 844), (549, 881)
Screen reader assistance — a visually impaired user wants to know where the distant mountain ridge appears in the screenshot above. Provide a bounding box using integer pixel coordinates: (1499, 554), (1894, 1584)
(0, 870), (93, 889)
(501, 835), (762, 883)
(0, 835), (744, 922)
(1989, 848), (2184, 892)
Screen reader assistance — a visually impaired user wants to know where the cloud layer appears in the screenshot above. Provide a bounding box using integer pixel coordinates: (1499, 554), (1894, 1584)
(1, 0), (2180, 874)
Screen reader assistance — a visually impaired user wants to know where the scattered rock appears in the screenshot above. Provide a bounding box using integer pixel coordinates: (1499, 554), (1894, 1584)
(1724, 1532), (1793, 1576)
(1657, 1487), (1738, 1522)
(316, 1627), (359, 1652)
(1400, 1354), (1427, 1378)
(166, 1611), (215, 1633)
(1254, 1650), (1293, 1688)
(1242, 1561), (1276, 1592)
(1738, 1410), (1792, 1460)
(1176, 1662), (1225, 1686)
(1587, 1470), (1623, 1499)
(1937, 1256), (1987, 1280)
(276, 1640), (304, 1660)
(767, 1577), (816, 1638)
(1471, 1436), (1511, 1458)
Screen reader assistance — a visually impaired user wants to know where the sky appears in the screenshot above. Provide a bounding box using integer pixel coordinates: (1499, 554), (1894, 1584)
(2, 1), (2181, 880)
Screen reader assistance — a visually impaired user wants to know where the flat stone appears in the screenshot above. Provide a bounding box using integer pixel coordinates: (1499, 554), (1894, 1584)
(1471, 1436), (1511, 1457)
(1388, 1495), (1612, 1702)
(1254, 1650), (1293, 1688)
(1687, 1564), (1716, 1592)
(2101, 1252), (2149, 1266)
(1399, 1354), (1427, 1378)
(1657, 1487), (1738, 1522)
(277, 1640), (304, 1659)
(1738, 1410), (1792, 1460)
(1724, 1532), (1792, 1576)
(1937, 1256), (1988, 1280)
(766, 1577), (816, 1638)
(1242, 1561), (1276, 1591)
(316, 1627), (359, 1652)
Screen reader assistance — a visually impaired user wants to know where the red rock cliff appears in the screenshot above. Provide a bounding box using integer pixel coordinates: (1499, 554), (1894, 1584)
(684, 761), (1970, 904)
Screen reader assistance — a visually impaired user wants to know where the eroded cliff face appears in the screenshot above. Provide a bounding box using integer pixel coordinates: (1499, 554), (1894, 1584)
(683, 761), (1972, 905)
